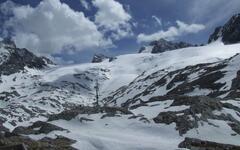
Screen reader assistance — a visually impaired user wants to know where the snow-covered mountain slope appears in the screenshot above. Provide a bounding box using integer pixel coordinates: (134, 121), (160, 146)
(101, 42), (240, 105)
(25, 96), (240, 150)
(30, 111), (184, 150)
(1, 41), (240, 128)
(103, 52), (240, 107)
(40, 41), (240, 101)
(1, 40), (240, 149)
(12, 95), (240, 150)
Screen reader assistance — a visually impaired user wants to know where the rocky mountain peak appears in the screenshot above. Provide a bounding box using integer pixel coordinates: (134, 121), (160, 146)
(139, 38), (194, 53)
(1, 38), (16, 49)
(91, 54), (116, 63)
(208, 14), (240, 44)
(0, 39), (53, 75)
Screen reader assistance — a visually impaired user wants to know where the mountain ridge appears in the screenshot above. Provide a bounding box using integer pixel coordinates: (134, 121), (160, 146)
(0, 39), (53, 75)
(209, 14), (240, 44)
(139, 38), (195, 54)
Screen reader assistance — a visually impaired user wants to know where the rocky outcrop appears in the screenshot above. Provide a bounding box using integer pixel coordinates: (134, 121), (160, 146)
(152, 95), (240, 135)
(227, 70), (240, 98)
(0, 133), (76, 150)
(0, 39), (53, 75)
(179, 137), (240, 150)
(12, 121), (66, 135)
(105, 53), (240, 108)
(152, 96), (215, 135)
(91, 54), (116, 63)
(208, 14), (240, 44)
(0, 144), (27, 150)
(139, 39), (194, 53)
(48, 106), (132, 121)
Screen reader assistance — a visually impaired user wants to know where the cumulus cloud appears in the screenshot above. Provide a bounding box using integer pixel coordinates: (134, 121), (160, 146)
(152, 16), (162, 27)
(80, 0), (90, 10)
(0, 0), (15, 16)
(189, 0), (240, 27)
(92, 0), (132, 40)
(2, 0), (112, 56)
(53, 56), (75, 65)
(137, 20), (205, 43)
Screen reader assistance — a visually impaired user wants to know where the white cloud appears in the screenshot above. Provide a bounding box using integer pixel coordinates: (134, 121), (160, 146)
(189, 0), (240, 27)
(80, 0), (90, 10)
(53, 56), (75, 65)
(137, 20), (205, 43)
(152, 15), (162, 27)
(3, 0), (111, 56)
(92, 0), (132, 40)
(0, 0), (15, 15)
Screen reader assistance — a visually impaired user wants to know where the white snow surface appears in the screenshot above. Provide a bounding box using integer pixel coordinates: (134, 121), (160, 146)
(44, 41), (240, 99)
(1, 41), (240, 128)
(1, 41), (240, 149)
(30, 114), (184, 150)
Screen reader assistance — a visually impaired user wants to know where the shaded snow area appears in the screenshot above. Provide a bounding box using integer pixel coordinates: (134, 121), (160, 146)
(1, 41), (240, 149)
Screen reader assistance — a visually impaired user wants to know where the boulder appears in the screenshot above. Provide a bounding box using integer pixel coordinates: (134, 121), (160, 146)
(12, 121), (66, 135)
(179, 137), (240, 150)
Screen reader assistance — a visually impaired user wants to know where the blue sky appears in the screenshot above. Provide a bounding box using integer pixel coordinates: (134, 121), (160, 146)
(0, 0), (240, 64)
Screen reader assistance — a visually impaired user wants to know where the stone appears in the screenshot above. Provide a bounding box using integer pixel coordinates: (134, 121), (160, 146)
(179, 137), (240, 150)
(208, 14), (240, 44)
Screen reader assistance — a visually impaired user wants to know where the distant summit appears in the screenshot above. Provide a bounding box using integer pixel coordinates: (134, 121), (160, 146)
(0, 39), (53, 75)
(91, 54), (116, 63)
(139, 39), (194, 53)
(209, 14), (240, 44)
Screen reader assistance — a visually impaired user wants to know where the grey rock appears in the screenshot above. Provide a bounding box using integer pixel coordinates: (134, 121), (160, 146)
(48, 106), (132, 121)
(0, 134), (76, 150)
(0, 143), (27, 150)
(12, 121), (66, 135)
(0, 39), (53, 75)
(79, 117), (94, 122)
(91, 54), (116, 63)
(179, 137), (240, 150)
(139, 39), (193, 54)
(208, 14), (240, 44)
(153, 96), (240, 135)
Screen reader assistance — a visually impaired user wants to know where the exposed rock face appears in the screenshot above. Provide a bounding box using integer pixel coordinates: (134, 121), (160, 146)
(91, 54), (116, 63)
(227, 70), (240, 98)
(179, 137), (240, 150)
(0, 39), (53, 75)
(104, 54), (240, 108)
(4, 121), (75, 149)
(208, 14), (240, 44)
(152, 96), (230, 135)
(48, 106), (133, 121)
(139, 39), (193, 53)
(41, 56), (56, 65)
(102, 54), (240, 137)
(12, 121), (66, 135)
(0, 144), (27, 150)
(0, 133), (76, 150)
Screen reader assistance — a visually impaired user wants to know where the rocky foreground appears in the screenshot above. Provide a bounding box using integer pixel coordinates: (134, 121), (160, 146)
(1, 93), (240, 150)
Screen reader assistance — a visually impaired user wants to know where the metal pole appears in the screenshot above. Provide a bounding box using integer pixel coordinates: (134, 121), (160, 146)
(95, 79), (99, 107)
